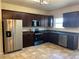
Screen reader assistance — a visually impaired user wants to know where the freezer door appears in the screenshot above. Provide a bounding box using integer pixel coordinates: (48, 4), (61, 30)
(3, 20), (14, 53)
(13, 20), (23, 51)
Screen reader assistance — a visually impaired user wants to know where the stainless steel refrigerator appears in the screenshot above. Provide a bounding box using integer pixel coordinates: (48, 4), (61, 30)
(3, 19), (23, 53)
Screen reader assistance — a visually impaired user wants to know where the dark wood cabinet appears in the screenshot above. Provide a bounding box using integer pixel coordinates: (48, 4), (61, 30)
(63, 11), (79, 27)
(2, 9), (54, 27)
(23, 32), (35, 48)
(41, 33), (50, 42)
(48, 16), (54, 27)
(44, 16), (49, 27)
(49, 33), (59, 44)
(67, 34), (78, 50)
(58, 32), (78, 50)
(23, 14), (33, 27)
(42, 31), (78, 50)
(40, 15), (47, 27)
(40, 16), (54, 27)
(42, 33), (59, 44)
(40, 15), (45, 27)
(2, 10), (23, 19)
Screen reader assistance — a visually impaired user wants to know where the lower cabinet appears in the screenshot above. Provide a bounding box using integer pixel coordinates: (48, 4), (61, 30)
(58, 33), (78, 50)
(67, 34), (78, 50)
(23, 32), (35, 48)
(41, 33), (50, 42)
(23, 31), (78, 50)
(49, 33), (59, 44)
(42, 32), (78, 50)
(42, 33), (59, 44)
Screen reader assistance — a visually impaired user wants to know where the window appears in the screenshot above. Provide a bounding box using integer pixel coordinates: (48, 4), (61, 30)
(54, 18), (63, 28)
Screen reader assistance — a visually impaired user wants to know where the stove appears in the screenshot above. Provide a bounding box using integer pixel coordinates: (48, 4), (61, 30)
(33, 29), (44, 45)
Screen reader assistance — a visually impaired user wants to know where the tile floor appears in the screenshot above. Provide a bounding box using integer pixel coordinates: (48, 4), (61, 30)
(0, 43), (79, 59)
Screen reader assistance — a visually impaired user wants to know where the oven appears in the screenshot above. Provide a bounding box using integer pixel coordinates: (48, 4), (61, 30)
(33, 29), (44, 45)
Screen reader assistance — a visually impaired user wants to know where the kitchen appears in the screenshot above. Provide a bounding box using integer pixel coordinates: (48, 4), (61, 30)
(1, 0), (79, 59)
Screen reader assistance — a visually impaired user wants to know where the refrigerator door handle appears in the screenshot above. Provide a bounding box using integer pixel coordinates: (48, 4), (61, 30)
(6, 31), (11, 37)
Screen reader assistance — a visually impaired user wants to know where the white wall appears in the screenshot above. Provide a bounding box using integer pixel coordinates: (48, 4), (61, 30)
(2, 2), (49, 15)
(48, 4), (79, 32)
(0, 0), (3, 54)
(49, 4), (79, 18)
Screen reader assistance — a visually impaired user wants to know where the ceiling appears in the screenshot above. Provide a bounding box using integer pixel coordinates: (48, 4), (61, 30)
(2, 0), (79, 10)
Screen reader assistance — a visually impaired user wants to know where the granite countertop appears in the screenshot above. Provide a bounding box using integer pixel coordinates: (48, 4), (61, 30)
(52, 28), (79, 34)
(22, 27), (79, 34)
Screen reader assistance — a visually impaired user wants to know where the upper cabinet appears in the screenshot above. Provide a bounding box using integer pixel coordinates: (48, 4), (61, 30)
(40, 15), (54, 27)
(23, 14), (33, 27)
(2, 10), (54, 27)
(63, 11), (79, 27)
(45, 16), (54, 27)
(48, 16), (54, 27)
(30, 14), (54, 27)
(2, 10), (23, 19)
(23, 14), (42, 27)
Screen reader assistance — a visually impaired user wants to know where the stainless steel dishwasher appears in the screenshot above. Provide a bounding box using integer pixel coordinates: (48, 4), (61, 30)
(58, 33), (67, 47)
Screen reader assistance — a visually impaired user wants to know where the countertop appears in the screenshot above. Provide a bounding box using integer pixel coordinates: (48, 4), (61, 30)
(22, 27), (79, 34)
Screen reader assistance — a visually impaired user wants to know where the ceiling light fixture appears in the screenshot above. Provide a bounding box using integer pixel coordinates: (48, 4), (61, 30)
(33, 0), (40, 2)
(33, 0), (48, 4)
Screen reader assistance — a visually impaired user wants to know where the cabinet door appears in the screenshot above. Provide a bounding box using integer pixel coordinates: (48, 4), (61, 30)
(48, 16), (54, 27)
(63, 12), (79, 27)
(23, 32), (34, 48)
(76, 12), (79, 26)
(2, 10), (22, 19)
(49, 33), (59, 44)
(12, 12), (22, 19)
(40, 16), (45, 27)
(40, 16), (54, 27)
(42, 33), (59, 44)
(41, 33), (50, 42)
(63, 13), (72, 27)
(44, 16), (48, 27)
(40, 15), (48, 27)
(23, 14), (32, 27)
(67, 34), (78, 50)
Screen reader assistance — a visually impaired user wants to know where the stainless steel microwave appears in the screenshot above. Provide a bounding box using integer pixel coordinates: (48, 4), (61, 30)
(32, 20), (40, 27)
